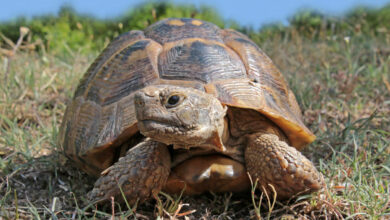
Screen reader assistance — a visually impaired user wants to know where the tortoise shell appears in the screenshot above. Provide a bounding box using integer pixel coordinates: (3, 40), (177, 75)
(58, 18), (315, 175)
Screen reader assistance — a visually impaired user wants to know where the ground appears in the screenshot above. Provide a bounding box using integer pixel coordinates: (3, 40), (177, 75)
(0, 26), (389, 219)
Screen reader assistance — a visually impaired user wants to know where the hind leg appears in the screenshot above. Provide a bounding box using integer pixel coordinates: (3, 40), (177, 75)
(88, 139), (171, 204)
(245, 132), (324, 199)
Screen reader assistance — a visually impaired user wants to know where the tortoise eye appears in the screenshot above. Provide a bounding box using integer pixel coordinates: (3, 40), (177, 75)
(165, 94), (182, 108)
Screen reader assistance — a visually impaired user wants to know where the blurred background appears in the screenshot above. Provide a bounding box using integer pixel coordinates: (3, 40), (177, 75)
(3, 0), (389, 27)
(1, 0), (390, 54)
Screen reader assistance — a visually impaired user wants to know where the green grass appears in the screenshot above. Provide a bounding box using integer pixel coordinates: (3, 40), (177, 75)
(0, 21), (389, 219)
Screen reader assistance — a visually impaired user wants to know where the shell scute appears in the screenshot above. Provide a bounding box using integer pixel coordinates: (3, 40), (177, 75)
(144, 18), (223, 44)
(221, 29), (314, 147)
(74, 30), (146, 98)
(86, 39), (161, 106)
(158, 39), (246, 83)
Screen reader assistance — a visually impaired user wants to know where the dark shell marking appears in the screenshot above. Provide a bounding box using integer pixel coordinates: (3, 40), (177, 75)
(59, 18), (315, 174)
(158, 39), (247, 83)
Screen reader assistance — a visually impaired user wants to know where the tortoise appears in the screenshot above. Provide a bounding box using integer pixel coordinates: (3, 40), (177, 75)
(58, 18), (324, 204)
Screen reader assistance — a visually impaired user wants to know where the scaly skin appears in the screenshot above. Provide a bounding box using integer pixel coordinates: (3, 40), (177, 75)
(133, 86), (324, 199)
(88, 139), (170, 204)
(245, 133), (324, 199)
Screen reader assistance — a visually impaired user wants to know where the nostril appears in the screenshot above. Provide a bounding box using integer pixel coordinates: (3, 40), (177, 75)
(135, 100), (145, 107)
(134, 94), (145, 107)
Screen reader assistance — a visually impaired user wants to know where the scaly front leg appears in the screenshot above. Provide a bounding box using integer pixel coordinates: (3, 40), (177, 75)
(88, 139), (171, 204)
(245, 132), (324, 199)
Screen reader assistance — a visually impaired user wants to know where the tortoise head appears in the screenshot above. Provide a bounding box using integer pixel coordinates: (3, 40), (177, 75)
(134, 85), (227, 151)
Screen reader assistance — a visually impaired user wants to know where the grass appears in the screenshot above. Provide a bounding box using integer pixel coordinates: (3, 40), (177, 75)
(0, 23), (389, 219)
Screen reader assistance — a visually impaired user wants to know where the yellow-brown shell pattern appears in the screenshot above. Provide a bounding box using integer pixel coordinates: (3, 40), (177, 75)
(59, 18), (315, 174)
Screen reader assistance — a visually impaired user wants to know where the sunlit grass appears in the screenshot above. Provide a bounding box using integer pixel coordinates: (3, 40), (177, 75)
(0, 20), (389, 219)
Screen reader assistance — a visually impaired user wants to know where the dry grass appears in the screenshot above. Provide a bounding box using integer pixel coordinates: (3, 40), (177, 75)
(0, 24), (389, 219)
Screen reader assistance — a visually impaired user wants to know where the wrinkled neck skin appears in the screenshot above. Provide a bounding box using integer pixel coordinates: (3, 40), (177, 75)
(134, 85), (228, 152)
(172, 117), (228, 152)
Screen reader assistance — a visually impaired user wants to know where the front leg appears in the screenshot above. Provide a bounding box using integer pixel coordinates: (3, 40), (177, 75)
(245, 132), (324, 199)
(88, 139), (171, 204)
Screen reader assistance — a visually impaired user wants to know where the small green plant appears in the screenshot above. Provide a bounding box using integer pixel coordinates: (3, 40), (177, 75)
(249, 174), (277, 220)
(155, 187), (196, 219)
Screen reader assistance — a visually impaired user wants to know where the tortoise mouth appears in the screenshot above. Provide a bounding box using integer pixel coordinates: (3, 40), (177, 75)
(138, 119), (183, 131)
(137, 119), (191, 143)
(139, 119), (170, 126)
(138, 120), (219, 151)
(138, 118), (194, 132)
